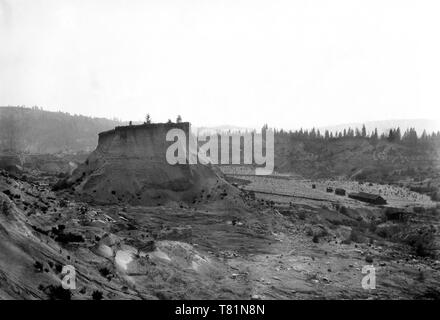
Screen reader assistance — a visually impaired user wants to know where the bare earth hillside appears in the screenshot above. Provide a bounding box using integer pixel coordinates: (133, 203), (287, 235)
(1, 167), (440, 299)
(0, 120), (439, 300)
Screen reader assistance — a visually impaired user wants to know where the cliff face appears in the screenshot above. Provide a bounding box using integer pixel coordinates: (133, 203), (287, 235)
(96, 122), (190, 161)
(67, 123), (228, 205)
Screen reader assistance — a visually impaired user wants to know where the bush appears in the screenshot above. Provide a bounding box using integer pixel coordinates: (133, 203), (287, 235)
(59, 199), (68, 207)
(344, 229), (364, 243)
(349, 230), (361, 242)
(92, 290), (103, 300)
(297, 211), (306, 220)
(404, 226), (437, 258)
(417, 270), (425, 282)
(55, 232), (85, 244)
(430, 191), (440, 202)
(368, 221), (378, 233)
(99, 267), (111, 277)
(375, 223), (404, 239)
(45, 285), (72, 300)
(1, 201), (10, 216)
(98, 267), (113, 281)
(52, 178), (73, 191)
(34, 261), (43, 272)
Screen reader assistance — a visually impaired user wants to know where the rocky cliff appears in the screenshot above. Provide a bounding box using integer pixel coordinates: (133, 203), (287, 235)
(64, 123), (229, 205)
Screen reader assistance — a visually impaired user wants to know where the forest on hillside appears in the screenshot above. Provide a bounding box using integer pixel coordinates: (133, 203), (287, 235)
(0, 106), (123, 153)
(273, 124), (440, 146)
(273, 125), (440, 195)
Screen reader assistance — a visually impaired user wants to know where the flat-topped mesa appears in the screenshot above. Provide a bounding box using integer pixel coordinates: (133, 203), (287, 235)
(96, 122), (190, 160)
(64, 122), (233, 206)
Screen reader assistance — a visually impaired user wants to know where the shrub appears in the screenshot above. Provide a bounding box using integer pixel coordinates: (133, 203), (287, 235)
(346, 229), (364, 243)
(54, 263), (63, 273)
(45, 285), (72, 300)
(404, 226), (437, 258)
(430, 191), (440, 202)
(417, 270), (425, 282)
(98, 267), (112, 280)
(34, 261), (43, 272)
(92, 290), (103, 300)
(52, 179), (73, 191)
(368, 221), (378, 233)
(297, 211), (306, 220)
(1, 201), (10, 216)
(55, 232), (85, 244)
(375, 223), (405, 239)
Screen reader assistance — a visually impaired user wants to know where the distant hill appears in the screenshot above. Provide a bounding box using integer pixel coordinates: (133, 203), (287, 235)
(0, 106), (124, 153)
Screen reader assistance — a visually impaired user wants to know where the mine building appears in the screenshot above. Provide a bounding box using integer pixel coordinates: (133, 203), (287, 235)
(348, 192), (387, 205)
(384, 207), (410, 221)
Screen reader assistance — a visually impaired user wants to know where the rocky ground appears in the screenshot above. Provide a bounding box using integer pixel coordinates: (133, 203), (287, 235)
(0, 168), (439, 300)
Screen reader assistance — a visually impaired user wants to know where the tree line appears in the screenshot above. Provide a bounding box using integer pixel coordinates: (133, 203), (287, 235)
(272, 124), (440, 146)
(0, 106), (122, 153)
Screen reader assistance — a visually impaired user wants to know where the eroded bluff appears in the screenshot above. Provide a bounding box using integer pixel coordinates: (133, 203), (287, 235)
(60, 123), (232, 205)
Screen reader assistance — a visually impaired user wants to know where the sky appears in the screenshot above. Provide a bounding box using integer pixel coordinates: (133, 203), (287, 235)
(1, 0), (440, 130)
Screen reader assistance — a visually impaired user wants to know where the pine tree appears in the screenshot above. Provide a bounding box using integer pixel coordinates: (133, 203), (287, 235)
(361, 124), (367, 138)
(371, 128), (378, 141)
(396, 127), (401, 141)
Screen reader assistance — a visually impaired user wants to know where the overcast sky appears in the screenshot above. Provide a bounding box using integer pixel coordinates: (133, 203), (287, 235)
(1, 0), (440, 129)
